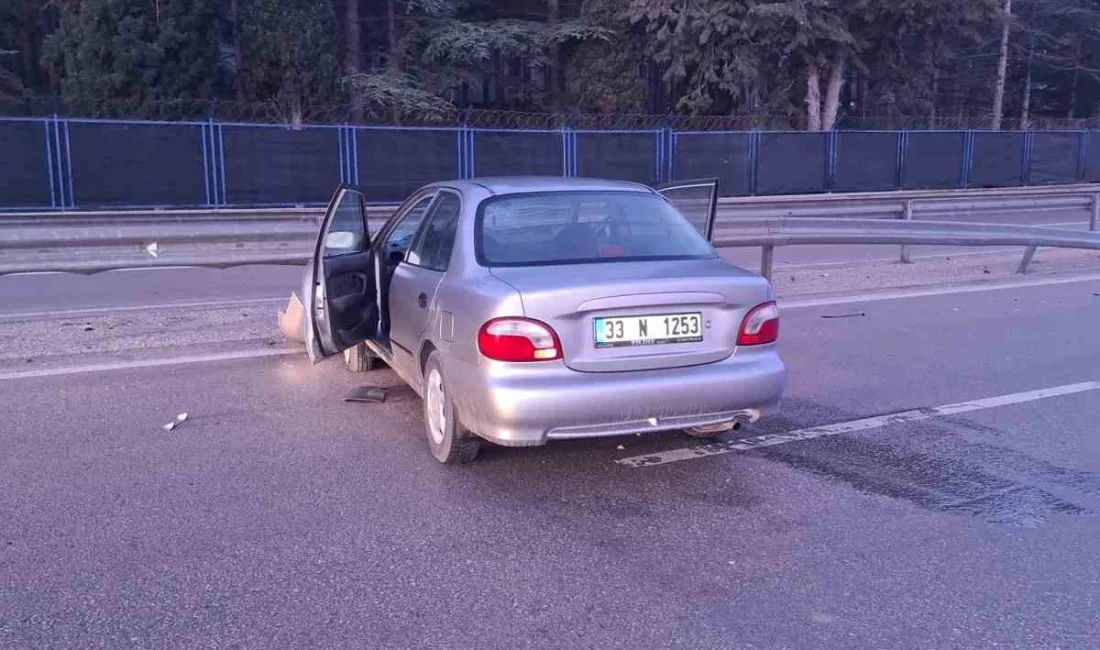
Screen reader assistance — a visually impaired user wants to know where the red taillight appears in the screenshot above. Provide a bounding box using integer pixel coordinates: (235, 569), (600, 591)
(737, 301), (779, 346)
(477, 318), (563, 362)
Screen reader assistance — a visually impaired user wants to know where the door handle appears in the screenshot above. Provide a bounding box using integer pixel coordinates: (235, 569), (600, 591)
(417, 292), (428, 309)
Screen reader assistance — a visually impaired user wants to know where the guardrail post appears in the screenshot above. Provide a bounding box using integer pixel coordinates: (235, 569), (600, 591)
(1091, 194), (1099, 231)
(900, 199), (914, 264)
(1017, 245), (1038, 274)
(760, 244), (774, 280)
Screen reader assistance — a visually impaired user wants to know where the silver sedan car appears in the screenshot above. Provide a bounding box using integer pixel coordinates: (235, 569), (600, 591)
(281, 177), (785, 464)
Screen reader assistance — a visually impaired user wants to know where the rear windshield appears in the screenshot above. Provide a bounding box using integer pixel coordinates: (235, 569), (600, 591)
(476, 191), (715, 266)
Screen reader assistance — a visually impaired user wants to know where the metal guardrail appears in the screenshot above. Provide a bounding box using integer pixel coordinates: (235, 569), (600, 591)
(2, 185), (1099, 275)
(713, 218), (1100, 279)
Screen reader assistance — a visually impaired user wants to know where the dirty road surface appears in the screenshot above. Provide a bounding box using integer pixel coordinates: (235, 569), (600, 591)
(2, 267), (1100, 650)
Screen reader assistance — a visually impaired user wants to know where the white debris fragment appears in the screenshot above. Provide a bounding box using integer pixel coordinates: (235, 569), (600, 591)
(144, 242), (159, 258)
(616, 445), (626, 451)
(162, 412), (188, 431)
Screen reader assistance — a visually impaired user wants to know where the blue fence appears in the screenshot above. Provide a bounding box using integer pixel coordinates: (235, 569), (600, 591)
(2, 116), (1098, 210)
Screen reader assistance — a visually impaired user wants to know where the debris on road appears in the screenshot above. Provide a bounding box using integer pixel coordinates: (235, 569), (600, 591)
(616, 445), (626, 450)
(344, 387), (387, 404)
(822, 312), (865, 319)
(162, 412), (188, 432)
(144, 242), (159, 258)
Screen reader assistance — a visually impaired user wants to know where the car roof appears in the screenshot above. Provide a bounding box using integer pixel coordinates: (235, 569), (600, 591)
(427, 176), (657, 196)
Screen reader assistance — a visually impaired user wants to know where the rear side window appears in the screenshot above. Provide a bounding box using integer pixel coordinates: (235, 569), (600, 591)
(409, 191), (461, 271)
(477, 191), (715, 266)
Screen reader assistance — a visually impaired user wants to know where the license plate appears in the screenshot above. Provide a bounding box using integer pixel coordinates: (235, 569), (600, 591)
(594, 313), (702, 348)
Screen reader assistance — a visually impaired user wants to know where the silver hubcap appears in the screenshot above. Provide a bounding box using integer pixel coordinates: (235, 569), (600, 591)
(426, 368), (447, 445)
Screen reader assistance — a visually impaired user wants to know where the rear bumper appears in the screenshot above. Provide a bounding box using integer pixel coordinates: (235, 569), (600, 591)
(446, 347), (785, 447)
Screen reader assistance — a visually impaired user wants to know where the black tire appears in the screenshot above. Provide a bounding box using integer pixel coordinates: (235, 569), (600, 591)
(343, 342), (381, 373)
(422, 353), (482, 465)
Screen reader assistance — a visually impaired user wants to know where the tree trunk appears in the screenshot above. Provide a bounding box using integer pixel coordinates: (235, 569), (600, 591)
(17, 22), (34, 90)
(928, 40), (941, 128)
(991, 0), (1013, 130)
(1021, 37), (1033, 130)
(859, 76), (869, 120)
(1068, 39), (1082, 120)
(821, 56), (846, 131)
(546, 0), (560, 106)
(806, 63), (822, 131)
(232, 0), (246, 102)
(345, 0), (362, 121)
(929, 67), (940, 128)
(387, 0), (399, 71)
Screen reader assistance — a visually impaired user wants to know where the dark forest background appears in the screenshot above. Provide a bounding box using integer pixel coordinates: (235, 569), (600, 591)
(3, 0), (1100, 128)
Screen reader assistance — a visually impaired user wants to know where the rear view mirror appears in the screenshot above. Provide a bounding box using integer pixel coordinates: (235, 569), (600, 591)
(325, 231), (357, 250)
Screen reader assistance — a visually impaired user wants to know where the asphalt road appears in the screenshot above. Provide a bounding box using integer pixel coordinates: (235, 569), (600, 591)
(3, 278), (1099, 649)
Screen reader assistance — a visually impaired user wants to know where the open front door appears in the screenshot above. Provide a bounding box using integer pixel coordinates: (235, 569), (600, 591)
(305, 186), (379, 363)
(657, 178), (719, 242)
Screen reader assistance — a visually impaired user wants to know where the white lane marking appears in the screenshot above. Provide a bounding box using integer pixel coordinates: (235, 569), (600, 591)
(0, 297), (286, 322)
(4, 271), (67, 277)
(780, 272), (1100, 310)
(617, 381), (1100, 468)
(0, 347), (300, 381)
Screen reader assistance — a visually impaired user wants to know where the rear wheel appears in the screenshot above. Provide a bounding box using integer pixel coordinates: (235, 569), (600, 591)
(343, 342), (381, 373)
(423, 353), (482, 465)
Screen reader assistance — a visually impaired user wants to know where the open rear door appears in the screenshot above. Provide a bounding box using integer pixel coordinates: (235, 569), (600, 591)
(305, 186), (379, 363)
(657, 179), (719, 242)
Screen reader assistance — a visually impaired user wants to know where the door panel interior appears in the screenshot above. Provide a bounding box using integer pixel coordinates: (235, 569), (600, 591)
(323, 251), (378, 347)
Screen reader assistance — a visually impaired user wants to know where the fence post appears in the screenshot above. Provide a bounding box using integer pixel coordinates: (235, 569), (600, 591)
(748, 131), (759, 196)
(62, 119), (74, 209)
(338, 125), (347, 185)
(895, 130), (908, 190)
(1078, 131), (1089, 182)
(1017, 244), (1038, 274)
(664, 128), (675, 183)
(900, 199), (914, 264)
(201, 123), (211, 206)
(962, 130), (975, 188)
(43, 119), (56, 209)
(760, 244), (774, 280)
(215, 120), (227, 207)
(1091, 194), (1099, 232)
(1021, 130), (1034, 186)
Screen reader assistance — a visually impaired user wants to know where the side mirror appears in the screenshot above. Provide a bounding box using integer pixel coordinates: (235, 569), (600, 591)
(387, 249), (405, 265)
(325, 231), (357, 250)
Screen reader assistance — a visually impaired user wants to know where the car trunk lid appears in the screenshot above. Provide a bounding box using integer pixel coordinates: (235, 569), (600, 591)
(489, 259), (773, 373)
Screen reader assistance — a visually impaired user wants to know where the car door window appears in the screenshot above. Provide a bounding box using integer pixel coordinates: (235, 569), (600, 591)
(323, 189), (368, 258)
(383, 196), (434, 259)
(657, 179), (718, 241)
(408, 192), (462, 271)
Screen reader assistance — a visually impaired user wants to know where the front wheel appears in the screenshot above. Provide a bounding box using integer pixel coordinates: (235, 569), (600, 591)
(423, 353), (482, 465)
